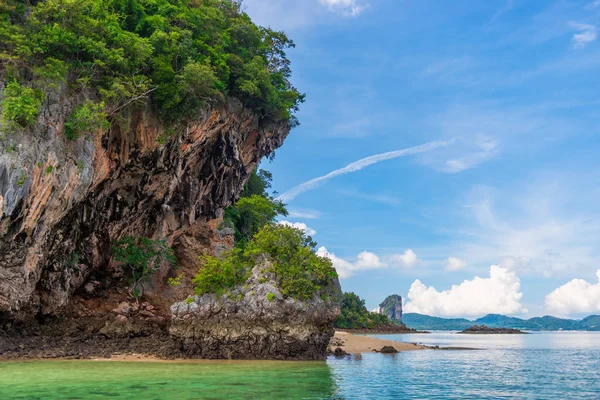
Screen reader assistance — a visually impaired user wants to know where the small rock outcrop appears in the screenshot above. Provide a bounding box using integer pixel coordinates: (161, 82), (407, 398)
(459, 325), (527, 334)
(378, 346), (398, 354)
(379, 294), (403, 322)
(170, 264), (342, 360)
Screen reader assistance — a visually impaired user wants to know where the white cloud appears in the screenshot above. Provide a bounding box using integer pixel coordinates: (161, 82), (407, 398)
(317, 247), (358, 279)
(287, 208), (320, 219)
(443, 135), (498, 173)
(317, 247), (419, 278)
(545, 270), (600, 315)
(571, 22), (597, 49)
(586, 1), (600, 10)
(319, 0), (368, 17)
(404, 265), (528, 317)
(355, 251), (385, 269)
(445, 257), (468, 271)
(278, 221), (317, 236)
(389, 249), (419, 269)
(278, 140), (453, 202)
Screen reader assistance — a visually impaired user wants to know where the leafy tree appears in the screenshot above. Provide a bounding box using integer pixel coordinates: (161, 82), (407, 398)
(194, 225), (337, 301)
(224, 168), (287, 246)
(112, 236), (177, 300)
(0, 0), (304, 136)
(0, 81), (44, 132)
(64, 101), (110, 141)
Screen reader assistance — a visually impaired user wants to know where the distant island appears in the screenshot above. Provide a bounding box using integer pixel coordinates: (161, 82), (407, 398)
(458, 325), (527, 334)
(403, 313), (600, 331)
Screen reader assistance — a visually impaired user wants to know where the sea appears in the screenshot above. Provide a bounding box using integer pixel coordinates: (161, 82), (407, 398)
(1, 332), (599, 399)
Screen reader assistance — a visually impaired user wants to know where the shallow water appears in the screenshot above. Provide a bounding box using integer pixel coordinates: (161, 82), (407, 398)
(1, 332), (600, 399)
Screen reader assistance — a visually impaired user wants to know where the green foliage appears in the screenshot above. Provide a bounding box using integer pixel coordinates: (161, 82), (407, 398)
(45, 165), (54, 174)
(64, 101), (109, 141)
(112, 236), (177, 299)
(168, 272), (184, 286)
(225, 195), (287, 245)
(0, 0), (303, 130)
(266, 292), (275, 302)
(193, 248), (250, 297)
(1, 81), (43, 131)
(335, 292), (394, 329)
(224, 169), (287, 246)
(193, 225), (337, 301)
(15, 170), (26, 187)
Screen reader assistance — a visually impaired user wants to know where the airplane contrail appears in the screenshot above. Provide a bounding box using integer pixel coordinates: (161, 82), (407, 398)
(278, 140), (453, 202)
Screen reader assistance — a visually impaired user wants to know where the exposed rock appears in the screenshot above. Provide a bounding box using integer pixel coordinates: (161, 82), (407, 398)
(459, 325), (528, 334)
(333, 347), (348, 357)
(170, 264), (342, 360)
(379, 294), (403, 322)
(378, 346), (398, 354)
(0, 95), (289, 321)
(112, 302), (132, 316)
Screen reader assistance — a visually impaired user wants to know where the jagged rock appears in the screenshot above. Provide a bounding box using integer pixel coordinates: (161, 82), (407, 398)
(112, 302), (131, 316)
(169, 264), (342, 360)
(379, 294), (403, 322)
(0, 96), (289, 321)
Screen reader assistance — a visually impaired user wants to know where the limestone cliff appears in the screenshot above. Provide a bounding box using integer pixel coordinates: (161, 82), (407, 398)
(379, 295), (403, 323)
(0, 91), (288, 322)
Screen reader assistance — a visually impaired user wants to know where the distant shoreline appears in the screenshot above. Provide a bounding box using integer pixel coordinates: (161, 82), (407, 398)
(330, 331), (476, 354)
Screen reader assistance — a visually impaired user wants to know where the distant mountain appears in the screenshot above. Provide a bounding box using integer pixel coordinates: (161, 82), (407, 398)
(402, 313), (600, 331)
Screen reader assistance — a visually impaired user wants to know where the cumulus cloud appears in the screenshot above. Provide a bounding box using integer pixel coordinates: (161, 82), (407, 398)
(545, 270), (600, 315)
(445, 257), (468, 271)
(319, 0), (368, 16)
(571, 22), (597, 49)
(278, 221), (317, 236)
(389, 249), (419, 269)
(403, 265), (528, 317)
(317, 247), (418, 279)
(278, 140), (452, 202)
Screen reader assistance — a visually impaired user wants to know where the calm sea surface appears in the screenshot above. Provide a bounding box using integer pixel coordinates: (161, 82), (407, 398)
(1, 332), (599, 399)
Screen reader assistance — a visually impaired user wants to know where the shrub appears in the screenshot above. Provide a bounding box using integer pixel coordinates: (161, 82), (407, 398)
(0, 81), (43, 131)
(193, 248), (250, 297)
(64, 101), (109, 141)
(193, 225), (337, 301)
(112, 236), (176, 299)
(266, 292), (275, 302)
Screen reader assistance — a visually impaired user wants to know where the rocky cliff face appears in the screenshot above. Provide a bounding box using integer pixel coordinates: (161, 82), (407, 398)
(379, 295), (403, 322)
(0, 89), (288, 322)
(170, 263), (342, 360)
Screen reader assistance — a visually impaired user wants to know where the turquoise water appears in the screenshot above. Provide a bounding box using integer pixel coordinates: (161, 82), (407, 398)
(1, 332), (599, 399)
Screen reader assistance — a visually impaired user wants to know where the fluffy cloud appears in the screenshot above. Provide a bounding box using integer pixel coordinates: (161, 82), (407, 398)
(319, 0), (367, 16)
(545, 270), (600, 315)
(316, 247), (418, 279)
(389, 249), (419, 269)
(445, 257), (468, 271)
(571, 22), (597, 49)
(278, 221), (317, 236)
(403, 265), (528, 317)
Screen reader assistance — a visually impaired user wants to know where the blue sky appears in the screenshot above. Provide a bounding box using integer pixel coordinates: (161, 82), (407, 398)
(243, 0), (600, 318)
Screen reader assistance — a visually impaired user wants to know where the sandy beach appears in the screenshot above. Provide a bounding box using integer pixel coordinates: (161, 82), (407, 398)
(332, 331), (426, 353)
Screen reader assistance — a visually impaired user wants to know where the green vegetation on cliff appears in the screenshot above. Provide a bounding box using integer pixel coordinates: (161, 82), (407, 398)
(334, 292), (392, 329)
(224, 168), (288, 246)
(0, 0), (303, 135)
(194, 168), (337, 301)
(195, 225), (337, 301)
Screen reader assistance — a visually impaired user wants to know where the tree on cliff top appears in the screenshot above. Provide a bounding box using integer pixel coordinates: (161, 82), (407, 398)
(0, 0), (304, 137)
